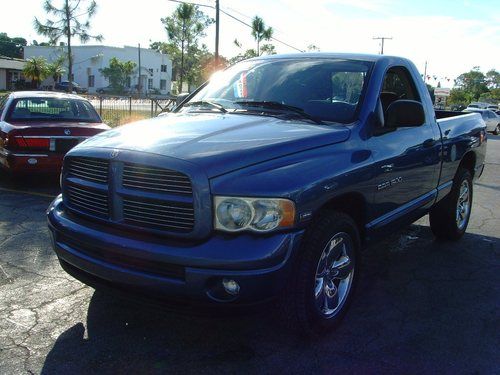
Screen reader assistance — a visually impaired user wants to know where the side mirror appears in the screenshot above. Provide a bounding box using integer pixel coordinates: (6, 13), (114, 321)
(385, 100), (425, 128)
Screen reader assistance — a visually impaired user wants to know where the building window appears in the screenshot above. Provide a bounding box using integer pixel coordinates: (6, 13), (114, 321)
(161, 64), (167, 72)
(148, 78), (153, 90)
(148, 68), (153, 75)
(88, 75), (95, 88)
(160, 79), (167, 90)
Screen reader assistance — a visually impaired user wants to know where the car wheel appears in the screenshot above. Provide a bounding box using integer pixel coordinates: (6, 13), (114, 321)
(494, 124), (500, 135)
(279, 211), (360, 335)
(429, 168), (473, 241)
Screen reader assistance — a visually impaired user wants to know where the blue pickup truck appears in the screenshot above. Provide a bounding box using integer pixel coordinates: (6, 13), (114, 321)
(47, 53), (487, 333)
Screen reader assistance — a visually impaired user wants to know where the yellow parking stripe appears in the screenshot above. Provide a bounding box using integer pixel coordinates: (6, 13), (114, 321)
(0, 187), (56, 199)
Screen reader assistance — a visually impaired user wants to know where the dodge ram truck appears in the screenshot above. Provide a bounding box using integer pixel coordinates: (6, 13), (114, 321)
(47, 53), (487, 334)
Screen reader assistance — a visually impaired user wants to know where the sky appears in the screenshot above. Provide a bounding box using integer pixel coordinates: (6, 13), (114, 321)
(1, 0), (499, 87)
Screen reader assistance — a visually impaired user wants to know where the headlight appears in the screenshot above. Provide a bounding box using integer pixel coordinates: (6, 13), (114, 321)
(214, 196), (295, 233)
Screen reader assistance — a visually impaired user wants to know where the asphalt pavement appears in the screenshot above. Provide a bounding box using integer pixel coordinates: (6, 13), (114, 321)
(0, 136), (499, 374)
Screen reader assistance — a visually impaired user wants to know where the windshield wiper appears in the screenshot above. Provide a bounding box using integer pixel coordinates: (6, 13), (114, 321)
(233, 100), (323, 124)
(184, 100), (227, 113)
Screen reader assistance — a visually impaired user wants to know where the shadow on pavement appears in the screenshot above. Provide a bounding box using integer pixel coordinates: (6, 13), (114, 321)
(40, 225), (499, 374)
(0, 172), (60, 196)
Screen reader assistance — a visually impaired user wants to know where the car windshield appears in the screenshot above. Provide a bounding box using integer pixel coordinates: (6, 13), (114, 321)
(179, 58), (373, 124)
(8, 97), (101, 123)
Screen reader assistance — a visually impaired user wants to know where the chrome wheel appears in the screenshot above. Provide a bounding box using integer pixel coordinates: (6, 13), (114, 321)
(456, 179), (471, 230)
(314, 232), (354, 318)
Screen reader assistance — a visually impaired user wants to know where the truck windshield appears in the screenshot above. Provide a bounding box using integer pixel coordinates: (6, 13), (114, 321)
(8, 98), (101, 123)
(179, 58), (373, 124)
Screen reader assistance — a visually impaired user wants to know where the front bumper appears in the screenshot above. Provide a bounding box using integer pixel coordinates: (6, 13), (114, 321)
(0, 148), (63, 173)
(47, 196), (304, 306)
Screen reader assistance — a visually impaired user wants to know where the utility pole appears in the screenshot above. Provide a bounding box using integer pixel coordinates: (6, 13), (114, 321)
(138, 43), (142, 96)
(423, 61), (428, 83)
(372, 36), (393, 55)
(215, 0), (220, 70)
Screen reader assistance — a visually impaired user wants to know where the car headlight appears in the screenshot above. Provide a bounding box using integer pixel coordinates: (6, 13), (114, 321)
(214, 196), (295, 233)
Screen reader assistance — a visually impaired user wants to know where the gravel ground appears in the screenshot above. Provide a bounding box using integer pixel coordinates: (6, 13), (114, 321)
(0, 136), (499, 374)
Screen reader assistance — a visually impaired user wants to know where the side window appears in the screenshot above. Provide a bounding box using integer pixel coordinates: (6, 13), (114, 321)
(380, 66), (420, 116)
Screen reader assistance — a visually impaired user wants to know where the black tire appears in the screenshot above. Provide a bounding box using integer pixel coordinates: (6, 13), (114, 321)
(279, 211), (360, 335)
(429, 168), (473, 241)
(494, 124), (500, 135)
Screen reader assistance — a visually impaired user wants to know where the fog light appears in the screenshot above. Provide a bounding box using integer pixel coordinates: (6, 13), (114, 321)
(222, 278), (240, 296)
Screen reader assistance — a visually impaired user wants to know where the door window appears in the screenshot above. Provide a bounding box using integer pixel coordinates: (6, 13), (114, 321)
(380, 66), (421, 118)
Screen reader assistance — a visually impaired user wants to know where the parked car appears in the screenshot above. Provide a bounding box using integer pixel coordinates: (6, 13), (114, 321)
(0, 91), (110, 174)
(464, 109), (500, 134)
(96, 86), (132, 95)
(55, 81), (87, 94)
(47, 54), (487, 334)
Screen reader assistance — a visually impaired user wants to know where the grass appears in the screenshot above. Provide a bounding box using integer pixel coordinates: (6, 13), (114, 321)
(99, 109), (153, 127)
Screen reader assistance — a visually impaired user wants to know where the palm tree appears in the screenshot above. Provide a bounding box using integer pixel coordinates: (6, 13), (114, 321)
(34, 0), (102, 92)
(251, 16), (273, 56)
(23, 57), (48, 88)
(46, 56), (65, 88)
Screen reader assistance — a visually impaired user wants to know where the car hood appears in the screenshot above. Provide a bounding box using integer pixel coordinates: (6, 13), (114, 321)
(75, 113), (351, 177)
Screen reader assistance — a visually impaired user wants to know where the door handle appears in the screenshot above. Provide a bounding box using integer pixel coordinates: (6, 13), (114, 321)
(423, 139), (436, 148)
(381, 164), (394, 172)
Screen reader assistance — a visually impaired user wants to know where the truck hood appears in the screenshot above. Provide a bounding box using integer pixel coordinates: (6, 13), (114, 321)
(75, 113), (350, 177)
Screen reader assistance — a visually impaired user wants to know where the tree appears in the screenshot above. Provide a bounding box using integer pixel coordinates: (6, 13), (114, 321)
(251, 16), (273, 56)
(426, 84), (435, 104)
(454, 67), (489, 100)
(32, 39), (55, 47)
(23, 56), (48, 88)
(0, 33), (27, 58)
(99, 57), (136, 93)
(46, 56), (66, 86)
(157, 3), (213, 92)
(448, 88), (474, 106)
(485, 69), (500, 90)
(307, 44), (320, 52)
(34, 0), (103, 92)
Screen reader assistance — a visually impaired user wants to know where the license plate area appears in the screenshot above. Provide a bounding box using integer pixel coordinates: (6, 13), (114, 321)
(50, 138), (81, 153)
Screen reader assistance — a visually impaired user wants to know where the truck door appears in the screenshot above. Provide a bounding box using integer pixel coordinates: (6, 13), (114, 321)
(369, 66), (441, 229)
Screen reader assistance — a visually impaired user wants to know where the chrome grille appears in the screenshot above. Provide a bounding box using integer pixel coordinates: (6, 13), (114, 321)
(64, 156), (196, 235)
(123, 163), (192, 195)
(66, 185), (109, 218)
(67, 157), (109, 184)
(123, 197), (195, 232)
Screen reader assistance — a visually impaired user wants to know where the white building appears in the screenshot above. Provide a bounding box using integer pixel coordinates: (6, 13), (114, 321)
(24, 45), (172, 95)
(0, 55), (25, 91)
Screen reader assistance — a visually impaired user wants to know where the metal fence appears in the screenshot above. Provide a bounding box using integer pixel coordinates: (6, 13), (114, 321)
(83, 95), (177, 127)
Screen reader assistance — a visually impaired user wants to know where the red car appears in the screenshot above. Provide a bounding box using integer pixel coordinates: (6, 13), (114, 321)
(0, 91), (110, 174)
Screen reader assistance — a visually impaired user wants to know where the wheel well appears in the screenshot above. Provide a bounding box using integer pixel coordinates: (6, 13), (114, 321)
(320, 193), (367, 241)
(459, 151), (476, 177)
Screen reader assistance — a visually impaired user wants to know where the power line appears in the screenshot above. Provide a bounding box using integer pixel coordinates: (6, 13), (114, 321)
(219, 8), (305, 52)
(166, 0), (214, 9)
(166, 0), (305, 53)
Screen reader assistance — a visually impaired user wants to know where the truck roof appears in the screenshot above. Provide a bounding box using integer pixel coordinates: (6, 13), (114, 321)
(247, 52), (410, 64)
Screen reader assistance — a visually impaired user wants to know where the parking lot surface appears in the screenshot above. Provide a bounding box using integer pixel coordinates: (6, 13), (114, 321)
(1, 137), (499, 374)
